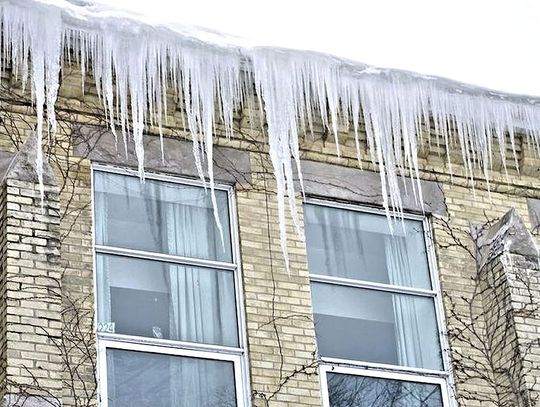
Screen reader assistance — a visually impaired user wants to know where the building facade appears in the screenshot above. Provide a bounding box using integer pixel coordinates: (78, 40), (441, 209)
(0, 56), (539, 407)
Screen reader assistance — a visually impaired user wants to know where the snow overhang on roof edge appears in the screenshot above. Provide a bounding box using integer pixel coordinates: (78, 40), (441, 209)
(1, 0), (539, 271)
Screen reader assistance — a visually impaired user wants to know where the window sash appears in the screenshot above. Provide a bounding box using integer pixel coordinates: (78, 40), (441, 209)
(94, 248), (243, 349)
(304, 202), (432, 289)
(310, 273), (437, 297)
(93, 168), (233, 263)
(319, 364), (451, 407)
(95, 244), (237, 271)
(96, 252), (240, 347)
(312, 280), (444, 371)
(319, 357), (448, 377)
(92, 165), (238, 268)
(98, 340), (246, 407)
(98, 332), (244, 355)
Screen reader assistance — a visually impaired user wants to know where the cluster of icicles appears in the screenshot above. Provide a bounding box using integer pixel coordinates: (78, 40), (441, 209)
(2, 0), (540, 271)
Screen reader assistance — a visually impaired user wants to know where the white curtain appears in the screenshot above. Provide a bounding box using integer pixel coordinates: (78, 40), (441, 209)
(164, 189), (236, 405)
(305, 206), (367, 279)
(162, 185), (236, 345)
(385, 235), (425, 369)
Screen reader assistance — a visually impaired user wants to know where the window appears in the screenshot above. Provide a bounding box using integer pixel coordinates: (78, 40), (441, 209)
(93, 166), (247, 407)
(304, 202), (452, 407)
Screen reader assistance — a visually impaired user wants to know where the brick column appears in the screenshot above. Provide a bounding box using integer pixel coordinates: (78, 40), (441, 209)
(477, 209), (540, 406)
(0, 135), (62, 406)
(237, 154), (321, 407)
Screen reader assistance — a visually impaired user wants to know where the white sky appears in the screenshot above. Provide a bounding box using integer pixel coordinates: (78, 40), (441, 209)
(91, 0), (540, 97)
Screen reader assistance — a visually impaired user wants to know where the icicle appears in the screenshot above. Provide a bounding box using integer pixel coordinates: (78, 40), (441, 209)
(2, 2), (63, 203)
(1, 0), (540, 275)
(250, 49), (313, 273)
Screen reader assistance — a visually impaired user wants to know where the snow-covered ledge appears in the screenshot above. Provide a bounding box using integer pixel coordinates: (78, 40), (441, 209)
(1, 0), (539, 269)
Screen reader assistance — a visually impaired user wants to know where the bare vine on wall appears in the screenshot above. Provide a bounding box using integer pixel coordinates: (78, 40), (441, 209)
(0, 68), (107, 407)
(251, 144), (319, 407)
(434, 211), (540, 407)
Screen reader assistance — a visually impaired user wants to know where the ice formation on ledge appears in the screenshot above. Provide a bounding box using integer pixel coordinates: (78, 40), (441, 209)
(1, 0), (540, 271)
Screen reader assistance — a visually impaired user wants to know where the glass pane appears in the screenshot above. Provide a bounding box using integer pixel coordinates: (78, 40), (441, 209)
(97, 254), (239, 347)
(94, 171), (232, 262)
(327, 372), (443, 407)
(107, 349), (237, 407)
(312, 282), (443, 370)
(304, 204), (431, 289)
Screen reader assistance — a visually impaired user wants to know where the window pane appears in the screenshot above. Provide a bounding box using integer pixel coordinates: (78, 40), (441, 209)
(312, 282), (443, 370)
(97, 254), (239, 347)
(327, 372), (443, 407)
(94, 171), (232, 262)
(304, 204), (431, 289)
(106, 349), (236, 407)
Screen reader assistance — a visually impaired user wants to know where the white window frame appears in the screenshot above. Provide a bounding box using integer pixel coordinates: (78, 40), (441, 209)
(91, 164), (250, 407)
(305, 198), (456, 407)
(320, 365), (451, 407)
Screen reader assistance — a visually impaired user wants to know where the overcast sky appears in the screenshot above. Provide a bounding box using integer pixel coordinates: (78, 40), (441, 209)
(90, 0), (540, 97)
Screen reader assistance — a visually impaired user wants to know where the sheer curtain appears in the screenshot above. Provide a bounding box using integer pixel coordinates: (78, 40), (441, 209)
(164, 188), (236, 405)
(385, 235), (424, 368)
(305, 206), (367, 279)
(163, 185), (236, 346)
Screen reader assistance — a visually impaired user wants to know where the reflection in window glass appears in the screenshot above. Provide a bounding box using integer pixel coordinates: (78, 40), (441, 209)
(96, 254), (238, 347)
(304, 204), (430, 289)
(327, 372), (443, 407)
(94, 171), (232, 262)
(107, 349), (237, 407)
(312, 282), (442, 371)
